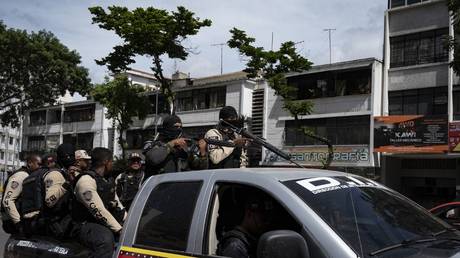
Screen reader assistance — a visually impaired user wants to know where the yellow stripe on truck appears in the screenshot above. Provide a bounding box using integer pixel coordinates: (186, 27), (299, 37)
(119, 246), (197, 258)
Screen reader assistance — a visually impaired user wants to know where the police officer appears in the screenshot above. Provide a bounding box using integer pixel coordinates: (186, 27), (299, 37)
(72, 147), (126, 258)
(20, 143), (74, 237)
(1, 153), (41, 234)
(205, 106), (249, 169)
(68, 149), (91, 181)
(115, 152), (144, 210)
(143, 115), (208, 178)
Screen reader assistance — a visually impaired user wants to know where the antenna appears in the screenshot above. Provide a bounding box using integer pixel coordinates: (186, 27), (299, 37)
(271, 32), (274, 51)
(323, 28), (336, 64)
(211, 43), (226, 74)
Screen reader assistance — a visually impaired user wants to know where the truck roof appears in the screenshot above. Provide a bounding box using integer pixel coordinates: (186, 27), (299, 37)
(168, 167), (354, 182)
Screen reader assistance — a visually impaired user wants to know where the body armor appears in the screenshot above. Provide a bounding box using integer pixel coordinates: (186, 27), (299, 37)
(116, 172), (143, 204)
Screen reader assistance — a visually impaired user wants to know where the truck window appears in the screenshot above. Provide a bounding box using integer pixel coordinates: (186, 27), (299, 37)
(135, 181), (203, 252)
(204, 183), (311, 257)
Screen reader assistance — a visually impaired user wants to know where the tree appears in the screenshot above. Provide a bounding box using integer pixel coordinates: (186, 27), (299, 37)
(448, 0), (460, 75)
(91, 75), (150, 159)
(228, 28), (334, 168)
(227, 28), (313, 120)
(0, 21), (91, 127)
(89, 6), (212, 112)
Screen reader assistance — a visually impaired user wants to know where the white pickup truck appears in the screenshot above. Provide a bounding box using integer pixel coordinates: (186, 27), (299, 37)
(5, 168), (460, 258)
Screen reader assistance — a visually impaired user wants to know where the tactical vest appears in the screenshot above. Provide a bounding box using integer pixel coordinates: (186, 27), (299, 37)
(20, 167), (49, 218)
(72, 170), (116, 224)
(116, 172), (144, 203)
(209, 132), (242, 169)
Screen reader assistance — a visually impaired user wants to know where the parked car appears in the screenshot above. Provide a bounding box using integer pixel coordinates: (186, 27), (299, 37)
(5, 168), (460, 258)
(430, 202), (460, 230)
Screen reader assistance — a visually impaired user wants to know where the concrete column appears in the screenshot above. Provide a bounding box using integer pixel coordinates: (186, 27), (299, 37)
(448, 14), (455, 122)
(382, 11), (390, 116)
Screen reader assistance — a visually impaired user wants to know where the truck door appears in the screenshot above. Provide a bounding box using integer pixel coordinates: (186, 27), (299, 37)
(116, 180), (214, 258)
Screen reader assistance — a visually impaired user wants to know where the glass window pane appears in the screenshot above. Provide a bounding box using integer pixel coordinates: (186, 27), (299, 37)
(390, 37), (405, 68)
(407, 0), (421, 4)
(435, 29), (449, 62)
(404, 35), (419, 66)
(391, 0), (405, 8)
(403, 94), (418, 115)
(418, 31), (435, 64)
(135, 181), (202, 251)
(389, 95), (403, 115)
(418, 89), (433, 115)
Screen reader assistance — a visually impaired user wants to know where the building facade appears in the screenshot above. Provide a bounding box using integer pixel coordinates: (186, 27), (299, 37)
(124, 71), (257, 157)
(0, 126), (21, 173)
(261, 58), (383, 178)
(22, 101), (114, 155)
(382, 0), (460, 207)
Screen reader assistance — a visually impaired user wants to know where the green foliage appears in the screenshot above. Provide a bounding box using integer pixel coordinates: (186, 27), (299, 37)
(91, 75), (150, 158)
(0, 21), (91, 127)
(447, 1), (460, 75)
(228, 28), (313, 118)
(89, 6), (212, 111)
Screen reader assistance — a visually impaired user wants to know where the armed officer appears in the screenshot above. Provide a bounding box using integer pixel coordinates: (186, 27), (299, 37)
(205, 106), (249, 169)
(143, 114), (208, 178)
(68, 149), (91, 181)
(72, 147), (126, 258)
(115, 152), (144, 210)
(1, 153), (41, 234)
(19, 143), (75, 237)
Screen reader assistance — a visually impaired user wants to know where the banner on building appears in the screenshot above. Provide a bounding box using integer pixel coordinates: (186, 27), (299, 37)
(262, 145), (371, 167)
(449, 122), (460, 152)
(374, 115), (448, 153)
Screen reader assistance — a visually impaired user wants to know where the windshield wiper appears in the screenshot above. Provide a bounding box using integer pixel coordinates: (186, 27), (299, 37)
(369, 237), (438, 256)
(432, 227), (457, 237)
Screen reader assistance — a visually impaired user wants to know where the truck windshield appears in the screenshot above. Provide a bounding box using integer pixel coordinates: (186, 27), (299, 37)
(284, 176), (450, 257)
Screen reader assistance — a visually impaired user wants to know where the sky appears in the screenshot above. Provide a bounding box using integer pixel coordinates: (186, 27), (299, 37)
(1, 0), (387, 84)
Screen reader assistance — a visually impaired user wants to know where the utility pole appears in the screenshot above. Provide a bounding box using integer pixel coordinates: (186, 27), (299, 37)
(323, 28), (336, 64)
(211, 43), (225, 74)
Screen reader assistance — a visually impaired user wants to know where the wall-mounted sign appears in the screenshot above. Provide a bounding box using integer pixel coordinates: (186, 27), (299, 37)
(374, 115), (448, 153)
(262, 145), (371, 167)
(449, 122), (460, 152)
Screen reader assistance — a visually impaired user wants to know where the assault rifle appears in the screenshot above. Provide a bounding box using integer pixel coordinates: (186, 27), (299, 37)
(218, 119), (306, 168)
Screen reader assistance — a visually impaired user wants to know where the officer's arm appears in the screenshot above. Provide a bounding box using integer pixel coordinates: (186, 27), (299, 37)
(2, 172), (28, 223)
(205, 130), (234, 165)
(44, 170), (68, 208)
(75, 175), (122, 233)
(114, 192), (127, 221)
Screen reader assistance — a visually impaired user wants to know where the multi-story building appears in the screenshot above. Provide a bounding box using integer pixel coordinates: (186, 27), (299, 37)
(125, 70), (257, 157)
(0, 126), (21, 173)
(382, 0), (460, 207)
(22, 100), (114, 155)
(260, 58), (383, 178)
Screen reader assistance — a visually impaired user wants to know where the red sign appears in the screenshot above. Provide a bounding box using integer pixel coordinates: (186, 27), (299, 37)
(449, 122), (460, 152)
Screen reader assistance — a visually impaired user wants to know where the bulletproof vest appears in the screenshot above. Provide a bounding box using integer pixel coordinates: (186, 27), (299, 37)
(209, 132), (242, 169)
(20, 167), (49, 218)
(144, 140), (184, 177)
(0, 169), (26, 219)
(116, 171), (143, 202)
(72, 170), (116, 224)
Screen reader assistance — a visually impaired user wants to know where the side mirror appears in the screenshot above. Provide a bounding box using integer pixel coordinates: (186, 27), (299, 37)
(257, 230), (310, 258)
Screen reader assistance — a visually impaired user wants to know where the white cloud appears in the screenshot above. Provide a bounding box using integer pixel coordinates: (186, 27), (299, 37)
(0, 0), (387, 83)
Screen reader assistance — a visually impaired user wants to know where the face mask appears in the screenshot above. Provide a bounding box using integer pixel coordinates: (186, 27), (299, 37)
(161, 127), (183, 141)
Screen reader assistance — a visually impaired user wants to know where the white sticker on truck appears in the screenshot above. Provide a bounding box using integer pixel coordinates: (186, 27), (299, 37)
(297, 176), (380, 195)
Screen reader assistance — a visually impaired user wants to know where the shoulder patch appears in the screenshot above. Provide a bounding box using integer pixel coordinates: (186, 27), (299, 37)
(11, 181), (19, 190)
(83, 190), (92, 201)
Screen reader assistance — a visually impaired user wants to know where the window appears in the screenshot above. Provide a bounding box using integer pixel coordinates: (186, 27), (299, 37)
(47, 109), (61, 124)
(390, 28), (449, 68)
(147, 94), (170, 114)
(63, 133), (94, 152)
(176, 87), (226, 112)
(0, 151), (4, 160)
(63, 104), (95, 123)
(9, 137), (13, 146)
(284, 116), (370, 146)
(29, 110), (46, 126)
(391, 0), (405, 8)
(389, 87), (448, 115)
(28, 136), (46, 151)
(291, 69), (371, 100)
(7, 153), (12, 161)
(135, 181), (202, 251)
(0, 135), (4, 145)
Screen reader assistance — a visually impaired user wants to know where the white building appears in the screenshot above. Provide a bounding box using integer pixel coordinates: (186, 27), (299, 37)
(261, 58), (383, 177)
(0, 126), (21, 172)
(381, 0), (460, 207)
(21, 100), (114, 155)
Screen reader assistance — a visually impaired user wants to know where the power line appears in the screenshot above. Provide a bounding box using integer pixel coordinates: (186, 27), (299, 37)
(211, 43), (226, 74)
(323, 28), (336, 64)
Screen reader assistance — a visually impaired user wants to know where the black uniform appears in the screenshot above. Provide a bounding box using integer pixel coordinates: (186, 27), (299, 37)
(115, 170), (144, 209)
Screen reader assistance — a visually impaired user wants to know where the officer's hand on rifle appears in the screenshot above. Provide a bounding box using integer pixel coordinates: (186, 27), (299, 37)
(233, 137), (250, 147)
(198, 139), (207, 156)
(170, 138), (188, 150)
